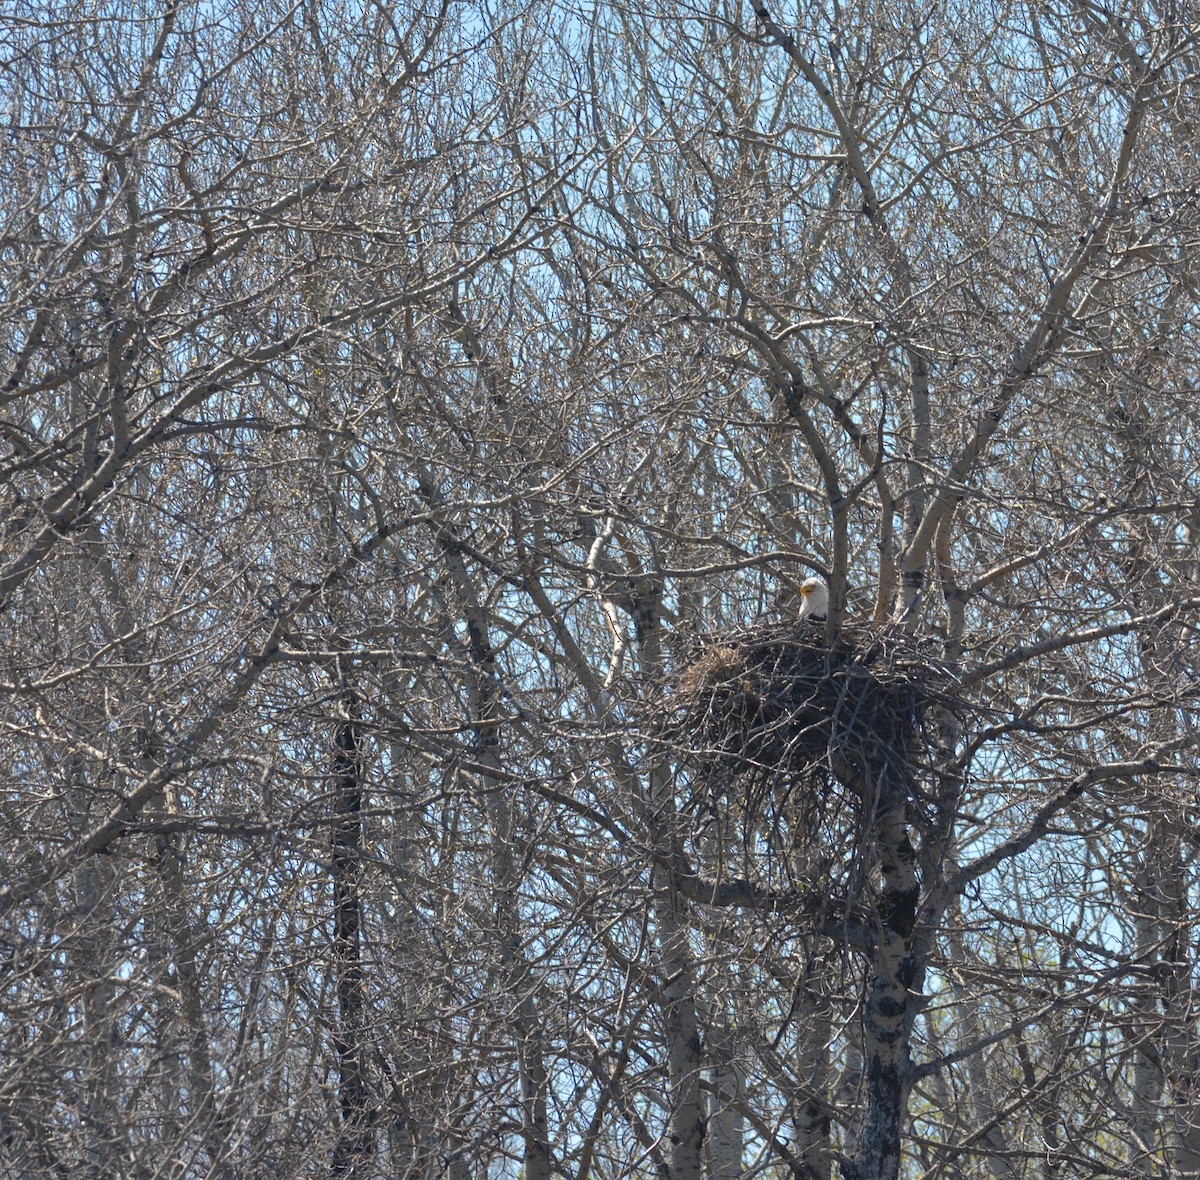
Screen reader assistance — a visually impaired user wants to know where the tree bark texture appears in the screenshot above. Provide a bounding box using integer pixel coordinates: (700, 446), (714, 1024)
(330, 698), (374, 1177)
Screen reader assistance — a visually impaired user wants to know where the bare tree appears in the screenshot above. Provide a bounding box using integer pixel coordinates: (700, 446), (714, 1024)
(2, 1), (1199, 1178)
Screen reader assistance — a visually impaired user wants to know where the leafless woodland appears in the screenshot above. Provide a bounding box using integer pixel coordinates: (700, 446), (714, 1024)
(2, 1), (1199, 1177)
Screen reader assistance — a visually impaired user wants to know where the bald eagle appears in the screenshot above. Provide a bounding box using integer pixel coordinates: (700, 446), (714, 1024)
(798, 576), (829, 621)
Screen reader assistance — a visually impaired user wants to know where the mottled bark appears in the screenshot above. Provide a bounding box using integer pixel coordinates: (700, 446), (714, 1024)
(846, 779), (921, 1180)
(330, 698), (374, 1177)
(791, 970), (834, 1180)
(706, 1054), (744, 1180)
(656, 869), (706, 1180)
(643, 586), (706, 1180)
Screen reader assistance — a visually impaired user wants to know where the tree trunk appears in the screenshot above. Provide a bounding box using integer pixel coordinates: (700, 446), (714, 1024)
(428, 485), (554, 1180)
(330, 695), (374, 1177)
(706, 1054), (744, 1180)
(847, 779), (920, 1180)
(75, 846), (121, 1179)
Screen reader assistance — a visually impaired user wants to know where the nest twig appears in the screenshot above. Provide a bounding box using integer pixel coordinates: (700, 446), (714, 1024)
(659, 620), (954, 844)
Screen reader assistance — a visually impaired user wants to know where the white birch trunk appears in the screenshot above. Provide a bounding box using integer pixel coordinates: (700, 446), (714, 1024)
(706, 1056), (744, 1180)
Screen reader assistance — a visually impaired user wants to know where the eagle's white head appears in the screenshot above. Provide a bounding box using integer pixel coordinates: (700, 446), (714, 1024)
(798, 576), (829, 621)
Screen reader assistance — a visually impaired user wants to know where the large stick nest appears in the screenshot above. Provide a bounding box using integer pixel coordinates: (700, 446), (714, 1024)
(661, 620), (955, 808)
